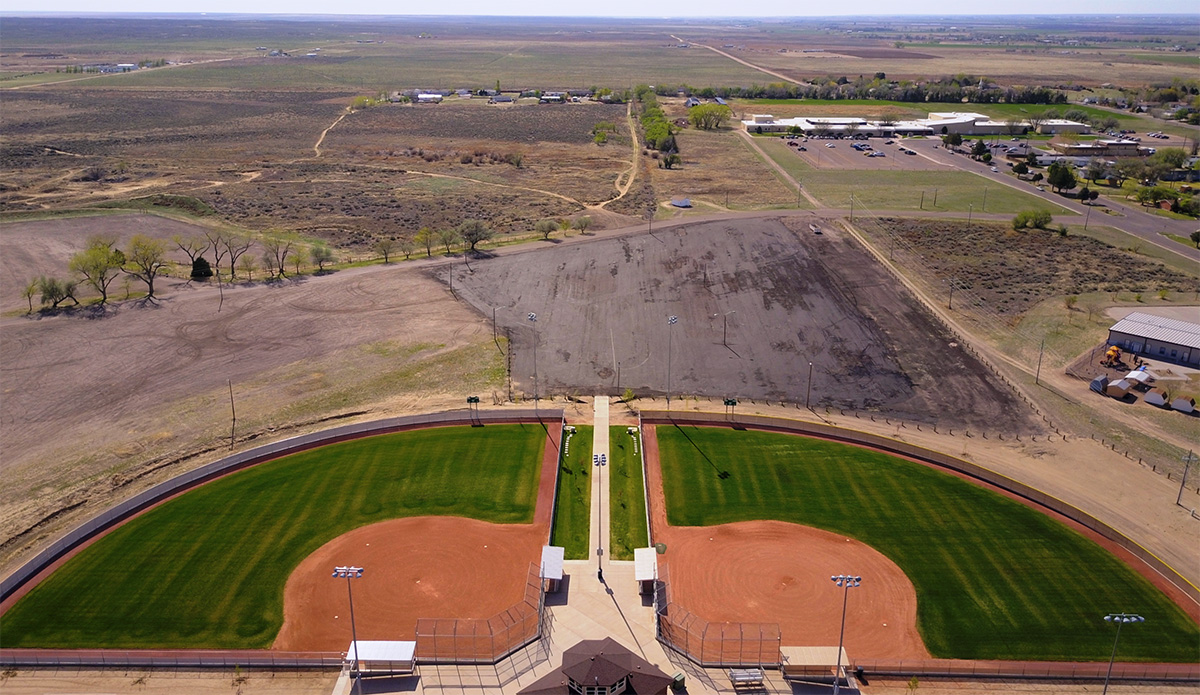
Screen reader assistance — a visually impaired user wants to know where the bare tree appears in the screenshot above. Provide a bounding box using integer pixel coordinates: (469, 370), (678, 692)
(172, 234), (210, 266)
(262, 235), (294, 277)
(399, 238), (416, 260)
(221, 233), (254, 281)
(123, 234), (168, 299)
(203, 229), (230, 280)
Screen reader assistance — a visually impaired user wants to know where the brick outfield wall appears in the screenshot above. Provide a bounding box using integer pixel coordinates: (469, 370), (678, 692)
(0, 409), (563, 604)
(639, 410), (1200, 607)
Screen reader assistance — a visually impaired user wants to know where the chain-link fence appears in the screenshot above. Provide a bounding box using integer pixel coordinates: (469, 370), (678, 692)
(414, 562), (544, 664)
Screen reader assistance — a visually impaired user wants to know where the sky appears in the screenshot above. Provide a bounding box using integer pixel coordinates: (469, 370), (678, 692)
(4, 1), (1198, 16)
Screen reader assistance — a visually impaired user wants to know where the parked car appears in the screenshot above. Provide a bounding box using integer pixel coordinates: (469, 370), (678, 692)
(990, 166), (999, 172)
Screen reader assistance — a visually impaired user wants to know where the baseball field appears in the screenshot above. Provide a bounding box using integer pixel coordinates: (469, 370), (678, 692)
(650, 425), (1199, 662)
(1, 424), (550, 649)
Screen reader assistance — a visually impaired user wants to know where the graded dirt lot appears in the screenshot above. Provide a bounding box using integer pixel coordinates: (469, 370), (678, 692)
(450, 216), (1035, 431)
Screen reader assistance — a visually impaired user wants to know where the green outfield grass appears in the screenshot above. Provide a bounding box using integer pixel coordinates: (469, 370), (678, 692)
(608, 427), (650, 561)
(551, 425), (592, 560)
(2, 425), (546, 649)
(656, 426), (1199, 661)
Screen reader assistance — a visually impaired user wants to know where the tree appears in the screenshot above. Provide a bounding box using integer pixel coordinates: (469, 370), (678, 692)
(69, 236), (125, 305)
(688, 103), (732, 130)
(1026, 150), (1040, 167)
(22, 278), (38, 313)
(1013, 161), (1029, 177)
(1085, 158), (1108, 183)
(262, 234), (294, 277)
(878, 109), (901, 128)
(1013, 210), (1053, 230)
(661, 153), (681, 169)
(172, 234), (209, 266)
(1152, 147), (1189, 170)
(1078, 186), (1091, 203)
(1112, 158), (1144, 186)
(457, 219), (494, 252)
(191, 256), (214, 279)
(1026, 109), (1055, 132)
(1004, 118), (1024, 136)
(971, 139), (989, 157)
(1099, 116), (1120, 132)
(535, 219), (558, 240)
(399, 238), (416, 260)
(221, 233), (254, 281)
(573, 216), (593, 233)
(310, 243), (335, 271)
(437, 227), (460, 254)
(1190, 230), (1200, 249)
(123, 234), (168, 299)
(237, 254), (258, 281)
(38, 276), (79, 308)
(374, 238), (398, 263)
(415, 227), (435, 257)
(203, 229), (230, 280)
(1047, 161), (1077, 193)
(943, 133), (963, 147)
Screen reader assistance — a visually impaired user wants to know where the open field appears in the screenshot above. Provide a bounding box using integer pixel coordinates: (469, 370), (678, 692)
(451, 216), (1036, 431)
(754, 137), (1071, 213)
(646, 124), (798, 211)
(607, 426), (648, 561)
(551, 425), (592, 560)
(652, 425), (1200, 661)
(1, 425), (548, 648)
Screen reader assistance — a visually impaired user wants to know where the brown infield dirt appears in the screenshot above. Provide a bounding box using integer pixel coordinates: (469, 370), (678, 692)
(273, 423), (560, 651)
(642, 423), (929, 659)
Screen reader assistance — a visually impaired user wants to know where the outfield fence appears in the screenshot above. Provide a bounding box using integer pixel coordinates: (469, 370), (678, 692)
(856, 659), (1200, 682)
(2, 409), (562, 605)
(0, 649), (342, 670)
(414, 562), (545, 664)
(641, 411), (1200, 607)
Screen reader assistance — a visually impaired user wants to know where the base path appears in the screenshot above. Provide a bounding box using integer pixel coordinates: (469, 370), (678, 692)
(642, 424), (929, 659)
(273, 424), (561, 651)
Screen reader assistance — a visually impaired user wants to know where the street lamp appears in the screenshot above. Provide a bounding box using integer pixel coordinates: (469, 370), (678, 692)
(666, 315), (678, 409)
(528, 312), (539, 411)
(967, 203), (973, 227)
(830, 574), (862, 695)
(1102, 613), (1144, 695)
(332, 566), (365, 695)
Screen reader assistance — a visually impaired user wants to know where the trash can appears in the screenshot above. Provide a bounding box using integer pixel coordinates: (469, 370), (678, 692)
(671, 672), (685, 691)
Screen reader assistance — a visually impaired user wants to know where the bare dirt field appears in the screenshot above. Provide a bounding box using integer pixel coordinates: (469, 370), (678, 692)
(450, 216), (1036, 431)
(0, 214), (504, 576)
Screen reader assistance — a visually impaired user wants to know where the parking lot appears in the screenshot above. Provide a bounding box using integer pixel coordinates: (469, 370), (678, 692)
(781, 135), (958, 171)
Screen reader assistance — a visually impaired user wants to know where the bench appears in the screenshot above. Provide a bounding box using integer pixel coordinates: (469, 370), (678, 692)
(728, 669), (764, 687)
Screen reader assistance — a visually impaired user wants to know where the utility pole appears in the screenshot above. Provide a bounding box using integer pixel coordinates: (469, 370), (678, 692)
(228, 380), (236, 450)
(1178, 450), (1197, 506)
(1035, 338), (1046, 385)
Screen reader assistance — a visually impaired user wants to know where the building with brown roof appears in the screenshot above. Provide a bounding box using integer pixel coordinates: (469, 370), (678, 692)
(517, 638), (674, 695)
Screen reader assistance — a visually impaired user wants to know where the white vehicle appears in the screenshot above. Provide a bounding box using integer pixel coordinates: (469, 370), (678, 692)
(990, 166), (999, 172)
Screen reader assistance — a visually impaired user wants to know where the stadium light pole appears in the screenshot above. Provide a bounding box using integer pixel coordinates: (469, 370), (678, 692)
(1102, 613), (1144, 695)
(666, 315), (678, 409)
(333, 566), (365, 695)
(714, 311), (735, 347)
(528, 312), (539, 412)
(830, 574), (862, 695)
(805, 361), (814, 409)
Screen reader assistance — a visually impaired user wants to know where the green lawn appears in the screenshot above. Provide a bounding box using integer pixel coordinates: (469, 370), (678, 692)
(755, 138), (1069, 215)
(2, 425), (547, 648)
(551, 425), (592, 560)
(608, 427), (649, 561)
(656, 426), (1199, 662)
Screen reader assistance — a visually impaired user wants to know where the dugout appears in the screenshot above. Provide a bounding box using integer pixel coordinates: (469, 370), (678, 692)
(345, 640), (416, 674)
(635, 547), (658, 595)
(780, 646), (850, 686)
(541, 545), (565, 593)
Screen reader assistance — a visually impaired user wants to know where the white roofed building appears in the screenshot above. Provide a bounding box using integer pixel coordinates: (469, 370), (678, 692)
(1108, 312), (1200, 367)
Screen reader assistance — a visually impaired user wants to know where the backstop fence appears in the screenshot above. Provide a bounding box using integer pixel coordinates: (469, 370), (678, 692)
(654, 564), (782, 668)
(414, 562), (544, 664)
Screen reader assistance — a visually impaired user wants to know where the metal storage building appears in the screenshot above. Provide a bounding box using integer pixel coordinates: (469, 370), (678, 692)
(1107, 312), (1200, 367)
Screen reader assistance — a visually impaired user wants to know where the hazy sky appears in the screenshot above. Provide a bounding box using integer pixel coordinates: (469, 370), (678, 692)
(6, 0), (1199, 16)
